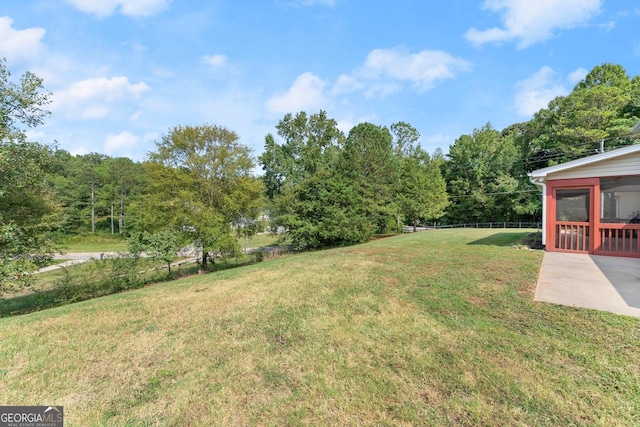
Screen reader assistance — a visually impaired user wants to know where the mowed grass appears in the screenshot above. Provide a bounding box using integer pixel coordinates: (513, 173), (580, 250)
(60, 232), (280, 253)
(1, 229), (639, 426)
(238, 232), (285, 249)
(59, 234), (129, 252)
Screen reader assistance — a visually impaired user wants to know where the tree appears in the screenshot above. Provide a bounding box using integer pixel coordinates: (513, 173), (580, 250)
(397, 146), (448, 231)
(443, 123), (521, 224)
(260, 110), (345, 200)
(286, 169), (371, 248)
(0, 58), (51, 139)
(98, 157), (144, 234)
(261, 114), (451, 246)
(391, 121), (420, 157)
(0, 58), (57, 289)
(341, 122), (399, 233)
(129, 229), (182, 274)
(260, 111), (355, 248)
(137, 124), (262, 269)
(522, 63), (640, 168)
(390, 122), (448, 229)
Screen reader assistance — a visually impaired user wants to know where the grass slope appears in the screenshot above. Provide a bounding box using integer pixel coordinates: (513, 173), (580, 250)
(1, 229), (638, 426)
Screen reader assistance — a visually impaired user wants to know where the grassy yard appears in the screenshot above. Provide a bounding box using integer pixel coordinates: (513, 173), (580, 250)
(1, 229), (638, 426)
(238, 232), (283, 249)
(61, 232), (281, 253)
(59, 233), (129, 252)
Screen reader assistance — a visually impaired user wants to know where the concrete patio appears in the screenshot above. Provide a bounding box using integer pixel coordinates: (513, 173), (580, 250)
(535, 252), (640, 318)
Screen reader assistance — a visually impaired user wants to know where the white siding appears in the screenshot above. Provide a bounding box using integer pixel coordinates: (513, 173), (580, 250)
(548, 152), (640, 180)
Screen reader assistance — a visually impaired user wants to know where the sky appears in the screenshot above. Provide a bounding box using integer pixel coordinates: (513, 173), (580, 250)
(2, 0), (639, 163)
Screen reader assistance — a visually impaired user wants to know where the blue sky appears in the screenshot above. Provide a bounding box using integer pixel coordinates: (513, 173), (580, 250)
(2, 0), (639, 162)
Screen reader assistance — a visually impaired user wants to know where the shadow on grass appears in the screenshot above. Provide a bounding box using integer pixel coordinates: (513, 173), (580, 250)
(0, 257), (261, 318)
(467, 231), (542, 248)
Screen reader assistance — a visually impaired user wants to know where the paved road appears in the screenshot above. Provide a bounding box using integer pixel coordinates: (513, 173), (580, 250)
(34, 246), (286, 275)
(34, 252), (122, 274)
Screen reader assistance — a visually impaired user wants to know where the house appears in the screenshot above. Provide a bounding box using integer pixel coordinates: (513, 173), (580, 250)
(528, 143), (640, 258)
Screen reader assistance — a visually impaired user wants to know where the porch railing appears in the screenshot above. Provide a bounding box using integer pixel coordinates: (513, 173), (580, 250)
(598, 225), (640, 255)
(555, 222), (589, 252)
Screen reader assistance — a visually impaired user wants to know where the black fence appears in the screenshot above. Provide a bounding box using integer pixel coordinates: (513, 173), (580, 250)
(403, 222), (541, 232)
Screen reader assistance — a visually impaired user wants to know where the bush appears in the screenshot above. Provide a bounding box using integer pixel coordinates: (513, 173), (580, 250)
(49, 254), (147, 305)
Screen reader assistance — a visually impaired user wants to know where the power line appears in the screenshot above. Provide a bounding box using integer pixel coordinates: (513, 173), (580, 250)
(450, 189), (539, 199)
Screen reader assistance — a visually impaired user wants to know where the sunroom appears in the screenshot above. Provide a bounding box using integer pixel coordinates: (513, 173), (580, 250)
(529, 143), (640, 258)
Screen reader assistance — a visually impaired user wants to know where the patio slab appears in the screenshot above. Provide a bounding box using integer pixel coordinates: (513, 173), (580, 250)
(535, 252), (640, 318)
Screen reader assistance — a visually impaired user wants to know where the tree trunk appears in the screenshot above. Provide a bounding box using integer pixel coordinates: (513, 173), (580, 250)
(201, 249), (207, 271)
(413, 218), (417, 233)
(91, 182), (95, 233)
(119, 185), (126, 234)
(110, 203), (114, 234)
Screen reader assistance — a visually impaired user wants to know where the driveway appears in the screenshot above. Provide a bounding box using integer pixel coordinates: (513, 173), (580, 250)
(535, 252), (640, 318)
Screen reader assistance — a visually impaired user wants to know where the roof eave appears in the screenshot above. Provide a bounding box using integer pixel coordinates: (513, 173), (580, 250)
(528, 143), (640, 180)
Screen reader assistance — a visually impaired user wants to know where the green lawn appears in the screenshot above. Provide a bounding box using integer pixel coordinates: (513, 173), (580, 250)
(59, 233), (129, 252)
(237, 232), (283, 249)
(62, 232), (281, 253)
(1, 229), (638, 426)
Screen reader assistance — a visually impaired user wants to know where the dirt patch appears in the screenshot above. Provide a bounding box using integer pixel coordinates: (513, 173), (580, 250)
(522, 232), (543, 250)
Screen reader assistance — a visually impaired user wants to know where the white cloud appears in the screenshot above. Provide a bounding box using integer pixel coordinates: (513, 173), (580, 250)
(104, 131), (139, 155)
(0, 16), (45, 63)
(567, 67), (588, 85)
(465, 0), (602, 49)
(64, 0), (170, 18)
(81, 106), (111, 120)
(335, 113), (377, 135)
(266, 72), (327, 115)
(52, 76), (150, 119)
(514, 67), (568, 117)
(200, 54), (228, 67)
(70, 146), (89, 156)
(332, 47), (472, 98)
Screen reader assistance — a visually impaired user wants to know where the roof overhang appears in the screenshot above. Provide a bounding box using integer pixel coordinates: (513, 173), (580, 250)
(528, 143), (640, 184)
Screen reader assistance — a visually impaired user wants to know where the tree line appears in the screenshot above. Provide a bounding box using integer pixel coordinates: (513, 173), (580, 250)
(1, 60), (639, 287)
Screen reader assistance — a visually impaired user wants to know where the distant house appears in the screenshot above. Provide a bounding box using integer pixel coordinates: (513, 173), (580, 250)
(529, 143), (640, 258)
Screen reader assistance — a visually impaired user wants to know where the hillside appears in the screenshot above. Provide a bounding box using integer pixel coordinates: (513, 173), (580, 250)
(1, 229), (638, 426)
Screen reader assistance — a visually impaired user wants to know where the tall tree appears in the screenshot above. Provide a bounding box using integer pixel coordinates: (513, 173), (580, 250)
(137, 124), (262, 269)
(443, 123), (521, 224)
(0, 58), (57, 288)
(260, 111), (352, 247)
(391, 121), (420, 157)
(522, 63), (640, 168)
(341, 122), (398, 233)
(397, 146), (448, 231)
(261, 110), (345, 200)
(0, 58), (51, 139)
(98, 157), (144, 234)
